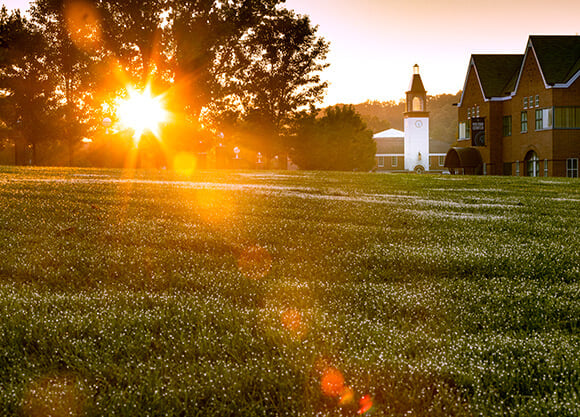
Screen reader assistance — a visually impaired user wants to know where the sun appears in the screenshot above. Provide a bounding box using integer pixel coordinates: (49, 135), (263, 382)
(116, 85), (168, 143)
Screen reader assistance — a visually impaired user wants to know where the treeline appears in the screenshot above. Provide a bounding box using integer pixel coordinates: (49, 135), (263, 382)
(343, 92), (461, 143)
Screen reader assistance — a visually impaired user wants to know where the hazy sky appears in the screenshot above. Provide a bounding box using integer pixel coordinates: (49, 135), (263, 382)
(4, 0), (580, 104)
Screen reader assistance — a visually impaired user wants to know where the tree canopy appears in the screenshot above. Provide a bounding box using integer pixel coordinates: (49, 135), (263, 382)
(0, 0), (329, 166)
(290, 105), (376, 171)
(0, 7), (59, 164)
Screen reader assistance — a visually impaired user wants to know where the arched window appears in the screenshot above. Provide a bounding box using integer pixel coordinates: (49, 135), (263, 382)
(412, 97), (423, 112)
(525, 151), (540, 177)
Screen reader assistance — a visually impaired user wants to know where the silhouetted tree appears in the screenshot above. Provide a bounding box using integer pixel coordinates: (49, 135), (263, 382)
(234, 8), (329, 159)
(0, 7), (58, 165)
(291, 105), (376, 171)
(30, 0), (104, 164)
(18, 0), (329, 165)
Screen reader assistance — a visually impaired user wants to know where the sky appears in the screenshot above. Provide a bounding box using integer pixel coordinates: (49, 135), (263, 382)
(4, 0), (580, 105)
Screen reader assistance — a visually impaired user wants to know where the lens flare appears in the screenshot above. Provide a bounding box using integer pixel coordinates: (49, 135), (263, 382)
(358, 394), (373, 414)
(321, 367), (345, 397)
(64, 0), (102, 52)
(173, 152), (197, 176)
(21, 374), (85, 417)
(339, 386), (355, 405)
(116, 85), (168, 143)
(237, 245), (272, 280)
(281, 308), (302, 331)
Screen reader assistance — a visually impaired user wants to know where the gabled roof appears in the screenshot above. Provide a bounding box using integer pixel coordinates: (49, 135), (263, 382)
(373, 128), (404, 139)
(460, 35), (580, 105)
(529, 35), (580, 85)
(472, 55), (523, 98)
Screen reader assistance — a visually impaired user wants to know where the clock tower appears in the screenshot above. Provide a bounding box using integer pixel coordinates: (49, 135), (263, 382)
(404, 64), (430, 173)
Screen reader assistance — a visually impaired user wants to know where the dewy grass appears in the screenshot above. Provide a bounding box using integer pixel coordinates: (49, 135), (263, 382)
(0, 166), (578, 416)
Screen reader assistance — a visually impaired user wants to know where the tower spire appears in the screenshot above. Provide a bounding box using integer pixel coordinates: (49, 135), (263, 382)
(406, 64), (428, 114)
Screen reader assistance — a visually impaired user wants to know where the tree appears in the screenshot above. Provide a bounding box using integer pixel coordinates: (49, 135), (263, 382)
(18, 0), (329, 165)
(30, 0), (107, 165)
(291, 105), (376, 171)
(233, 8), (329, 159)
(0, 7), (58, 165)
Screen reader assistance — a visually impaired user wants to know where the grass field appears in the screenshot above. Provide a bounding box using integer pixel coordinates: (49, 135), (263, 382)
(0, 166), (578, 416)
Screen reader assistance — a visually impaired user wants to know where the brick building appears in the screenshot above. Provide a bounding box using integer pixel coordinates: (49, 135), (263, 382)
(447, 35), (580, 177)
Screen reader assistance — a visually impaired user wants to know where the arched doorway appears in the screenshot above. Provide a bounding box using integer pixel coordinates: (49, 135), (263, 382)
(525, 151), (540, 177)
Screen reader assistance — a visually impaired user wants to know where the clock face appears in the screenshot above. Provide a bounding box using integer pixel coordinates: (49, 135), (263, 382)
(415, 120), (423, 128)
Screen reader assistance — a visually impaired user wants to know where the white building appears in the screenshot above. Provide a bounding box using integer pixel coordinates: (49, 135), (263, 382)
(374, 65), (448, 173)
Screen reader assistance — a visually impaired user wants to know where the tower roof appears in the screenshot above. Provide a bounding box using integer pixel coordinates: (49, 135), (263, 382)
(407, 64), (426, 94)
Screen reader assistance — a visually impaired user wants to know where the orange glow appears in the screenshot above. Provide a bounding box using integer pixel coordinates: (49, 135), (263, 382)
(237, 245), (272, 280)
(21, 374), (85, 417)
(64, 0), (102, 52)
(173, 152), (197, 176)
(320, 367), (345, 397)
(358, 394), (373, 414)
(190, 189), (235, 225)
(116, 85), (168, 144)
(281, 308), (302, 331)
(339, 386), (354, 405)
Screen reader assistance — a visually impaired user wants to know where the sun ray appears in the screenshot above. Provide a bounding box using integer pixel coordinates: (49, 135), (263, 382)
(116, 85), (169, 144)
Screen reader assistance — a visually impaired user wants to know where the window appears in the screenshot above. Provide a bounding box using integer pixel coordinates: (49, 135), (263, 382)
(391, 156), (397, 167)
(378, 156), (384, 167)
(535, 95), (540, 107)
(536, 108), (553, 130)
(467, 119), (471, 138)
(503, 115), (512, 136)
(439, 155), (445, 166)
(521, 111), (528, 133)
(467, 108), (471, 118)
(554, 107), (580, 128)
(535, 109), (543, 130)
(529, 96), (534, 107)
(567, 158), (579, 178)
(516, 160), (520, 176)
(412, 97), (423, 111)
(523, 97), (528, 109)
(544, 159), (548, 177)
(476, 106), (480, 117)
(459, 122), (468, 140)
(503, 163), (512, 176)
(483, 163), (487, 175)
(526, 151), (540, 177)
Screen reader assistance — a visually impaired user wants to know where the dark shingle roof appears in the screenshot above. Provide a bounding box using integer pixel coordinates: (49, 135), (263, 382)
(472, 55), (523, 98)
(429, 139), (452, 154)
(375, 137), (404, 154)
(530, 36), (580, 84)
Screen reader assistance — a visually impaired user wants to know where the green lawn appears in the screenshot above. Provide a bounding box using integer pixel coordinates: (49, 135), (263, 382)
(0, 167), (578, 416)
